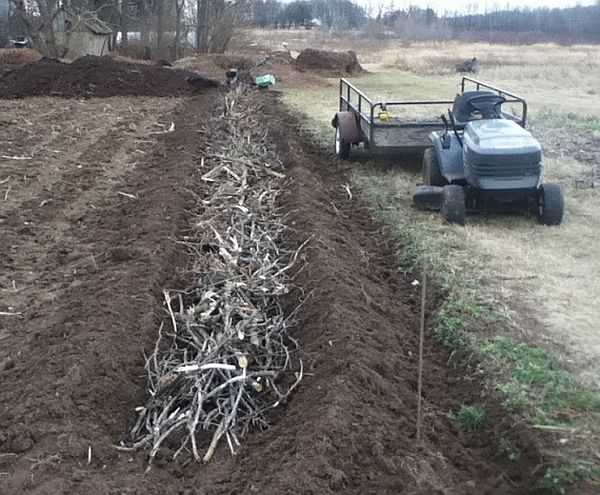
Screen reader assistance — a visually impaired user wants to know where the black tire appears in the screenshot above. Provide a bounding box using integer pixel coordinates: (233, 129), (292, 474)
(334, 125), (350, 160)
(422, 148), (447, 186)
(538, 183), (565, 226)
(441, 185), (466, 225)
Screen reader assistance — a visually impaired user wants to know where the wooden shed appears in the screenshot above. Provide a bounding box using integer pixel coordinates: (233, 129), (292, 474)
(53, 8), (112, 59)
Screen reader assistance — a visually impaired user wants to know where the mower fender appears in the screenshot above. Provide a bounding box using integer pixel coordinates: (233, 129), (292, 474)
(332, 112), (361, 144)
(430, 132), (465, 183)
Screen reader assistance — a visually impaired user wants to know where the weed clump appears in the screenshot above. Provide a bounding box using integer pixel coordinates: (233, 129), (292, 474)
(455, 404), (487, 432)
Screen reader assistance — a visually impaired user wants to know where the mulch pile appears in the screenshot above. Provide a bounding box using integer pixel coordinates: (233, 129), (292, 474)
(295, 48), (364, 75)
(0, 55), (219, 98)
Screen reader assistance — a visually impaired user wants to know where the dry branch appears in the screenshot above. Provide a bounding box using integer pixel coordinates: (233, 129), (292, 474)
(121, 88), (305, 468)
(0, 311), (22, 317)
(0, 155), (33, 160)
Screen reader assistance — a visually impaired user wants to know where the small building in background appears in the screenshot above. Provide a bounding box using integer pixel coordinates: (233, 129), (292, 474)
(53, 8), (113, 59)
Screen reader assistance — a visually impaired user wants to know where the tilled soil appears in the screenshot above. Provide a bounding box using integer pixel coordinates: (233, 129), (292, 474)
(0, 94), (202, 493)
(1, 89), (543, 494)
(0, 56), (219, 98)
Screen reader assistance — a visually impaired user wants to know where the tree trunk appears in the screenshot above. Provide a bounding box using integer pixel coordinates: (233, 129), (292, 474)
(197, 0), (209, 53)
(175, 1), (182, 59)
(156, 0), (164, 56)
(195, 0), (201, 50)
(140, 0), (150, 56)
(12, 0), (29, 38)
(121, 0), (129, 49)
(37, 0), (60, 57)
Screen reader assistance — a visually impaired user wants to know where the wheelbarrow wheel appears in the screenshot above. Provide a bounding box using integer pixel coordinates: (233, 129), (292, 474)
(334, 125), (350, 160)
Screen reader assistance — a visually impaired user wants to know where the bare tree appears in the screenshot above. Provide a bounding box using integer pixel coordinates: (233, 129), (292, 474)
(174, 0), (184, 57)
(120, 0), (129, 49)
(193, 0), (244, 54)
(196, 0), (208, 52)
(10, 0), (62, 56)
(156, 0), (165, 53)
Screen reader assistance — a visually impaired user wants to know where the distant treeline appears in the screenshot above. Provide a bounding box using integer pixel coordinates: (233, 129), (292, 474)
(248, 1), (600, 44)
(248, 0), (366, 29)
(445, 4), (600, 43)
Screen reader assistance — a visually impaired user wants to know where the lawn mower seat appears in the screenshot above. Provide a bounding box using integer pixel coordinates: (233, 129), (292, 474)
(452, 90), (503, 127)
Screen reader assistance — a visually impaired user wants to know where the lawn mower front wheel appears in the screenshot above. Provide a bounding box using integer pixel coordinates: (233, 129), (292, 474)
(538, 184), (565, 226)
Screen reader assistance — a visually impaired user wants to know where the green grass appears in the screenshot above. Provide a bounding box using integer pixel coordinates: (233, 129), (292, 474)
(455, 405), (487, 432)
(542, 463), (600, 495)
(481, 337), (600, 424)
(434, 292), (489, 350)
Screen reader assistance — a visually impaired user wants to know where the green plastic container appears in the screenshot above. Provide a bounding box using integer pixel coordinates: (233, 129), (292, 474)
(255, 74), (276, 88)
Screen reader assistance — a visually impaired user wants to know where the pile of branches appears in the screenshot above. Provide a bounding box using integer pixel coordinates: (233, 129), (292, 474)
(120, 88), (306, 468)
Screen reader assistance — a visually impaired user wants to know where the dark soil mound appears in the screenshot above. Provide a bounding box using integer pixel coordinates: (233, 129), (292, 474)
(0, 55), (219, 98)
(295, 48), (363, 75)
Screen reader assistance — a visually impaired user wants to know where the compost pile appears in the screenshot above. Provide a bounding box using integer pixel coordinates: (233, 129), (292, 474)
(295, 48), (363, 75)
(0, 55), (219, 98)
(120, 88), (306, 467)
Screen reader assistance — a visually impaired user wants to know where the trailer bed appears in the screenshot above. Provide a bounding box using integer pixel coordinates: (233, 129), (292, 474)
(338, 77), (527, 154)
(360, 118), (444, 150)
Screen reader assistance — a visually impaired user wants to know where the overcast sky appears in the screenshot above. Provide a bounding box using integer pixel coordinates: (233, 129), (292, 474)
(357, 0), (597, 15)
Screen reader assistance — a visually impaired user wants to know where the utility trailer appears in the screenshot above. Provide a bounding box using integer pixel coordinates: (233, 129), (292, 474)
(331, 77), (564, 225)
(331, 76), (527, 158)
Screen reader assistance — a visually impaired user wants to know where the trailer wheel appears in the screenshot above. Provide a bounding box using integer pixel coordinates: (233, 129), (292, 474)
(538, 183), (564, 226)
(422, 148), (447, 186)
(441, 185), (466, 225)
(334, 125), (350, 159)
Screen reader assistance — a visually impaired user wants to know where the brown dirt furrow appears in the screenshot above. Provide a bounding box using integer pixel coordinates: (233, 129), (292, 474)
(0, 97), (180, 223)
(0, 98), (181, 323)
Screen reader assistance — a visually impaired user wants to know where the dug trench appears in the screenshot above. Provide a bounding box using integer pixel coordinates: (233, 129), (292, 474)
(0, 88), (542, 494)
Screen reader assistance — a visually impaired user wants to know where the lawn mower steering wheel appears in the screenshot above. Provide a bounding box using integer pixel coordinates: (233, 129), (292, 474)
(468, 94), (506, 119)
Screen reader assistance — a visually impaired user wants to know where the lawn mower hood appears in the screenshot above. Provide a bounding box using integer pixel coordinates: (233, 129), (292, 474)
(463, 119), (543, 190)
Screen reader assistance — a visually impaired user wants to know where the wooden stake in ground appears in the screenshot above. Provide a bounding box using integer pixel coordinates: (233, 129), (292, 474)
(416, 269), (427, 442)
